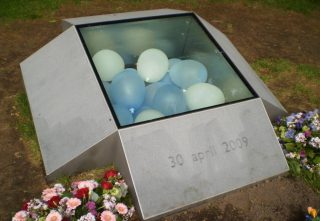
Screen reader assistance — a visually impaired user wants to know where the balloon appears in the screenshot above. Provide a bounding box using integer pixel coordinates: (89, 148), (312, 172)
(221, 76), (253, 102)
(113, 104), (133, 126)
(110, 68), (146, 111)
(159, 73), (173, 84)
(185, 83), (225, 110)
(169, 59), (208, 89)
(102, 81), (115, 104)
(92, 49), (125, 81)
(134, 109), (164, 123)
(143, 82), (167, 106)
(133, 105), (150, 119)
(152, 84), (187, 116)
(137, 48), (169, 83)
(169, 58), (181, 69)
(121, 27), (155, 58)
(81, 29), (114, 56)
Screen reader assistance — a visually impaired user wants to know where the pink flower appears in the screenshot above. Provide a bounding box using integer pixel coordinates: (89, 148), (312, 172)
(45, 211), (62, 221)
(66, 198), (81, 210)
(115, 203), (128, 215)
(12, 210), (28, 221)
(42, 188), (58, 201)
(100, 211), (116, 221)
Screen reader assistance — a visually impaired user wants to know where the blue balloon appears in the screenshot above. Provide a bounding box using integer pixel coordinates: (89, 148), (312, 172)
(113, 104), (133, 126)
(169, 59), (207, 89)
(144, 82), (167, 106)
(159, 72), (173, 84)
(102, 81), (115, 104)
(168, 58), (181, 69)
(110, 68), (146, 111)
(152, 84), (187, 116)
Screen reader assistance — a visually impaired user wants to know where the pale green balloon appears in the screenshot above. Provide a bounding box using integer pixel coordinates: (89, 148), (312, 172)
(185, 83), (225, 110)
(137, 48), (169, 83)
(134, 109), (164, 123)
(92, 49), (125, 81)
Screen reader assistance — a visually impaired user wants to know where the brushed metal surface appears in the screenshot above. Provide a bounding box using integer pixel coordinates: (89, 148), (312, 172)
(20, 26), (117, 175)
(62, 9), (187, 30)
(119, 98), (288, 220)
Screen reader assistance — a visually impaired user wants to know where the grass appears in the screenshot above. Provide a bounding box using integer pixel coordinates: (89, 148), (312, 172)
(0, 0), (80, 20)
(13, 92), (41, 166)
(208, 0), (320, 13)
(252, 58), (320, 110)
(0, 0), (319, 21)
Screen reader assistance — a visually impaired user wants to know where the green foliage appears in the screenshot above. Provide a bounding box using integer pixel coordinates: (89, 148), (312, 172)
(0, 0), (79, 20)
(252, 58), (292, 74)
(14, 92), (41, 165)
(245, 0), (320, 13)
(297, 64), (320, 81)
(15, 93), (36, 141)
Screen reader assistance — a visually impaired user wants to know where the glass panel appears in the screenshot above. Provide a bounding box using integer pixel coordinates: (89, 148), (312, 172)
(78, 14), (255, 127)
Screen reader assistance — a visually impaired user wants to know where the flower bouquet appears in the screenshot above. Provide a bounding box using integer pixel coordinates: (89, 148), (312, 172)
(306, 207), (320, 221)
(12, 168), (135, 221)
(274, 109), (320, 174)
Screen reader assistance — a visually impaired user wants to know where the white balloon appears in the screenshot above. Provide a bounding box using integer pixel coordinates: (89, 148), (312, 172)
(121, 27), (155, 57)
(137, 48), (169, 83)
(92, 49), (125, 81)
(185, 83), (225, 110)
(134, 109), (164, 123)
(221, 76), (253, 102)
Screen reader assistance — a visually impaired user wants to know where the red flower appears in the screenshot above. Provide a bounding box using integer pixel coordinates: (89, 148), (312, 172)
(22, 201), (29, 210)
(62, 218), (70, 221)
(101, 180), (113, 190)
(104, 169), (118, 180)
(75, 187), (89, 199)
(48, 196), (61, 208)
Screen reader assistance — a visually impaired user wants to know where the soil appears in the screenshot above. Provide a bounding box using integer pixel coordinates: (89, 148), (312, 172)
(1, 1), (320, 220)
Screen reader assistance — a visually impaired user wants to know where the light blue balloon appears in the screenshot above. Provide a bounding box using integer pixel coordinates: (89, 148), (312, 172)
(152, 84), (187, 116)
(144, 82), (167, 106)
(102, 81), (115, 104)
(169, 59), (208, 89)
(113, 104), (133, 126)
(169, 58), (181, 69)
(159, 72), (173, 84)
(110, 68), (146, 111)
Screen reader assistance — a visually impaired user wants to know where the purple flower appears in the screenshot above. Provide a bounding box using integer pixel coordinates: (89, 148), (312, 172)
(300, 150), (306, 158)
(295, 122), (303, 130)
(304, 130), (312, 138)
(86, 201), (97, 216)
(286, 115), (295, 124)
(275, 116), (281, 125)
(285, 129), (295, 139)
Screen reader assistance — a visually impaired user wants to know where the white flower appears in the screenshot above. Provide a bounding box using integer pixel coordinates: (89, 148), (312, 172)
(54, 184), (65, 195)
(310, 137), (320, 149)
(295, 133), (306, 143)
(103, 200), (115, 210)
(78, 213), (96, 221)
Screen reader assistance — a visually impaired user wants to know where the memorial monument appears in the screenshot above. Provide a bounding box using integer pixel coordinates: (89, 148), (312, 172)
(20, 9), (288, 220)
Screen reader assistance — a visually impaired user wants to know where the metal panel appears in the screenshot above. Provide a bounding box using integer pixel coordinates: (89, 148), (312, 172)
(20, 26), (117, 175)
(196, 15), (287, 120)
(62, 9), (187, 30)
(118, 98), (288, 220)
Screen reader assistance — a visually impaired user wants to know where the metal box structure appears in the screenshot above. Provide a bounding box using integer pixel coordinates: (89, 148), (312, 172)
(20, 9), (288, 220)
